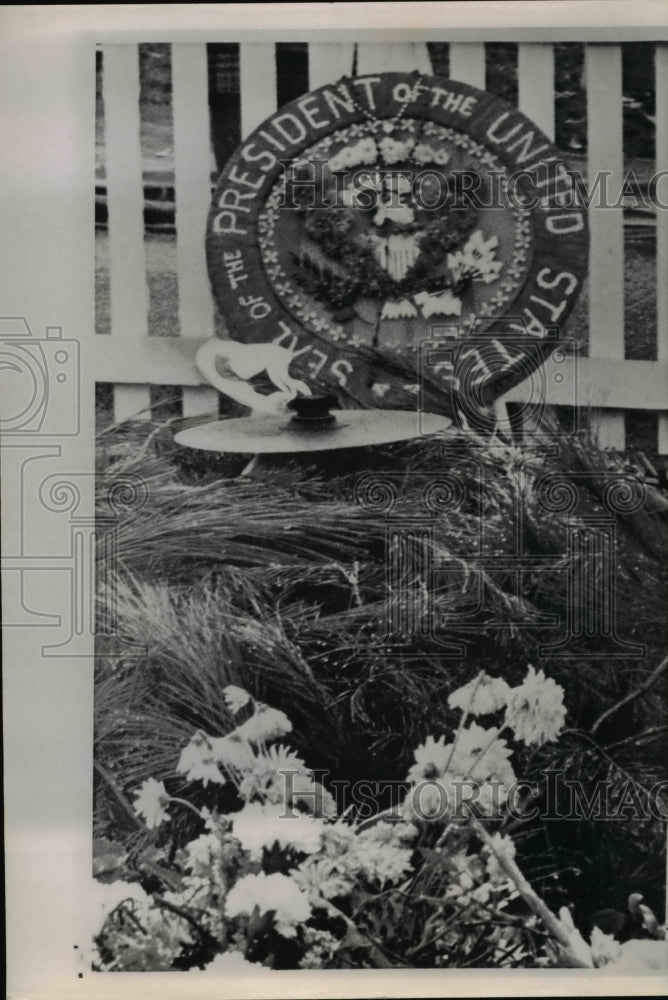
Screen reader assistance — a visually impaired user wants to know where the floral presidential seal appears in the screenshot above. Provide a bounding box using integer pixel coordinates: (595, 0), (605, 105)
(207, 72), (587, 411)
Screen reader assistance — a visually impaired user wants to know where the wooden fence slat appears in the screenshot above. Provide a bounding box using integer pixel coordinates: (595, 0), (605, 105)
(239, 43), (278, 138)
(308, 43), (355, 89)
(518, 43), (555, 140)
(586, 44), (626, 450)
(450, 47), (497, 421)
(102, 44), (151, 422)
(172, 43), (219, 418)
(448, 43), (486, 89)
(656, 44), (668, 454)
(515, 45), (556, 439)
(356, 42), (432, 74)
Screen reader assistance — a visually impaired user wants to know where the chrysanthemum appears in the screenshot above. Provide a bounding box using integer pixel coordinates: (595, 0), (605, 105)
(402, 779), (451, 822)
(210, 733), (256, 773)
(290, 773), (338, 818)
(299, 928), (340, 969)
(503, 665), (567, 746)
(177, 731), (226, 787)
(233, 705), (292, 744)
(231, 802), (324, 860)
(350, 829), (414, 885)
(484, 832), (516, 885)
(448, 672), (511, 716)
(235, 744), (307, 804)
(589, 927), (622, 968)
(223, 685), (252, 715)
(132, 777), (170, 829)
(203, 950), (270, 972)
(224, 872), (311, 937)
(183, 833), (222, 876)
(293, 855), (351, 902)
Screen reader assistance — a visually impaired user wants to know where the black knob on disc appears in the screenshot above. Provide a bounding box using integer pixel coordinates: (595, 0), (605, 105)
(287, 394), (339, 428)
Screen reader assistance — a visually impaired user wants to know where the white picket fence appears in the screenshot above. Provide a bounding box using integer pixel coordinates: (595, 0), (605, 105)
(97, 41), (668, 453)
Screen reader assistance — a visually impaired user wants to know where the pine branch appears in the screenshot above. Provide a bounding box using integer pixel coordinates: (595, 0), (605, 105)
(591, 653), (668, 735)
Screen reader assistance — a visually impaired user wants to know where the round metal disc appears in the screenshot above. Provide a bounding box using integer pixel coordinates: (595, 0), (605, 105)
(174, 409), (452, 454)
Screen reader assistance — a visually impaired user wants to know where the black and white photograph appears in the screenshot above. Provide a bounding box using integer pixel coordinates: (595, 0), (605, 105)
(3, 3), (668, 996)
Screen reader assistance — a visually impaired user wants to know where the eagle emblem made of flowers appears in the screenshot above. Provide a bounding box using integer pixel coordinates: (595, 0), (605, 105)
(287, 130), (507, 328)
(206, 73), (587, 412)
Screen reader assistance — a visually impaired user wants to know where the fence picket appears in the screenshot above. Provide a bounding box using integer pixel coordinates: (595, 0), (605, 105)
(448, 43), (486, 88)
(102, 44), (151, 422)
(513, 44), (557, 438)
(240, 43), (278, 137)
(308, 43), (355, 89)
(586, 44), (626, 450)
(518, 43), (555, 140)
(656, 44), (668, 455)
(172, 43), (219, 418)
(356, 42), (432, 74)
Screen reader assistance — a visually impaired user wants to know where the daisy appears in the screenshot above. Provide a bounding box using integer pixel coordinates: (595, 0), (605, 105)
(407, 734), (452, 783)
(132, 777), (170, 829)
(177, 731), (226, 787)
(445, 722), (516, 787)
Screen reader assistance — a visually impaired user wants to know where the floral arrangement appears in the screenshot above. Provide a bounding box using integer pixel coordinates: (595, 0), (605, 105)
(92, 664), (665, 972)
(288, 130), (503, 322)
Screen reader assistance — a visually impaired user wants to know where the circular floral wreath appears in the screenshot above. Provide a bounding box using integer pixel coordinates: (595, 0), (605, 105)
(286, 129), (506, 322)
